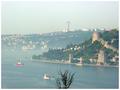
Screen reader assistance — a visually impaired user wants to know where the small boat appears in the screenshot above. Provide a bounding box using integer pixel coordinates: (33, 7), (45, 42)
(16, 60), (24, 67)
(43, 74), (50, 80)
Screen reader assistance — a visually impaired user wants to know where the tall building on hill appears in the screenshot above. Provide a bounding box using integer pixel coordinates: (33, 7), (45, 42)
(92, 31), (99, 43)
(97, 50), (105, 65)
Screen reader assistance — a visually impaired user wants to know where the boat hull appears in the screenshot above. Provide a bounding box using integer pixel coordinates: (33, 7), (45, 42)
(16, 64), (24, 67)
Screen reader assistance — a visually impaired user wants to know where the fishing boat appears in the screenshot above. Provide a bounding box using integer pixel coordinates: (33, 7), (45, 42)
(16, 59), (24, 67)
(43, 74), (50, 80)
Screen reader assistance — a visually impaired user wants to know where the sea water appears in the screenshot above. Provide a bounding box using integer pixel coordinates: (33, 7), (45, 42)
(1, 48), (119, 89)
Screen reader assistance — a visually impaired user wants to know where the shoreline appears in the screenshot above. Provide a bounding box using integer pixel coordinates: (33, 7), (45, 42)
(31, 60), (119, 68)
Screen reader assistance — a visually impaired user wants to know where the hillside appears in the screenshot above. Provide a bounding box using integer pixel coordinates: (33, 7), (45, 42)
(33, 29), (119, 65)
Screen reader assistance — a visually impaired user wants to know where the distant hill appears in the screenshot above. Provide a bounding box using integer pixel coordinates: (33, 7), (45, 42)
(2, 30), (93, 49)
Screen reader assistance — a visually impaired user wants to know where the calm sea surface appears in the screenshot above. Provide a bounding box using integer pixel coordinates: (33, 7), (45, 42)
(2, 48), (119, 89)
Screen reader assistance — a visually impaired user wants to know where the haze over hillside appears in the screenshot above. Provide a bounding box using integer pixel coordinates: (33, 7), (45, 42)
(2, 30), (95, 49)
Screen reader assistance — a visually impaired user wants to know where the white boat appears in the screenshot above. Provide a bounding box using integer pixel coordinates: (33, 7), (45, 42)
(16, 59), (24, 67)
(43, 74), (50, 80)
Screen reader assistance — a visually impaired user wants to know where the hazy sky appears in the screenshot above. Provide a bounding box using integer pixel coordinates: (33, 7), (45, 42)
(2, 1), (118, 34)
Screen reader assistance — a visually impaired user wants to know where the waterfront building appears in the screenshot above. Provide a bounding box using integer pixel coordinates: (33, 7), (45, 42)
(111, 56), (119, 63)
(76, 57), (83, 66)
(79, 57), (83, 64)
(89, 58), (93, 63)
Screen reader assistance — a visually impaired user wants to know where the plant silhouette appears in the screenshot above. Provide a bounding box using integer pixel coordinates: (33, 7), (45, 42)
(56, 70), (75, 89)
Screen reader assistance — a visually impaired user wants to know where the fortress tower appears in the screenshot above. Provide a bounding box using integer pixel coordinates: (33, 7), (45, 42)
(97, 50), (105, 65)
(68, 53), (73, 63)
(92, 31), (99, 43)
